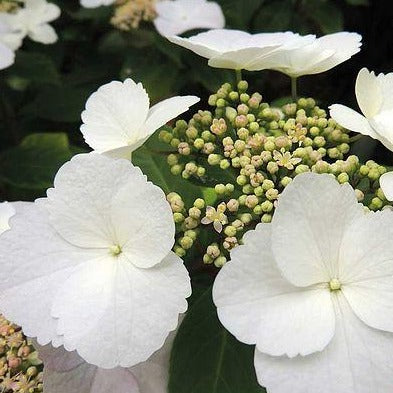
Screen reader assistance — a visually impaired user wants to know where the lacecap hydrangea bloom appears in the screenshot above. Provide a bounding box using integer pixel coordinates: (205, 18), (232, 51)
(80, 78), (199, 159)
(0, 153), (191, 368)
(154, 0), (225, 37)
(214, 173), (393, 393)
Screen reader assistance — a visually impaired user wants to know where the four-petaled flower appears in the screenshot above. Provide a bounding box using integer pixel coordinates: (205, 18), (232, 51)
(214, 173), (393, 393)
(273, 148), (301, 170)
(80, 78), (199, 159)
(0, 153), (191, 369)
(201, 203), (228, 233)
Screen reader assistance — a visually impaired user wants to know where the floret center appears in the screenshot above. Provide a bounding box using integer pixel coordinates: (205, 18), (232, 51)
(329, 278), (341, 291)
(109, 244), (122, 256)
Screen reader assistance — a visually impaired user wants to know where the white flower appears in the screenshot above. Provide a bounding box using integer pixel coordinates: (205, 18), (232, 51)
(154, 0), (225, 37)
(330, 67), (393, 151)
(0, 15), (24, 51)
(0, 153), (191, 368)
(250, 32), (362, 77)
(168, 29), (310, 71)
(80, 0), (116, 8)
(0, 201), (15, 234)
(213, 173), (393, 393)
(5, 0), (61, 45)
(80, 78), (200, 159)
(0, 41), (14, 70)
(35, 319), (179, 393)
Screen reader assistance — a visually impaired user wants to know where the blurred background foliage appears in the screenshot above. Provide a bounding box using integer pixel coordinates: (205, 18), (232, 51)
(0, 0), (392, 201)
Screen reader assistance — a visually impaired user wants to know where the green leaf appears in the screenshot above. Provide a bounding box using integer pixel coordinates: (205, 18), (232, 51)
(133, 132), (212, 206)
(0, 133), (74, 189)
(7, 51), (61, 86)
(21, 86), (92, 122)
(169, 288), (265, 393)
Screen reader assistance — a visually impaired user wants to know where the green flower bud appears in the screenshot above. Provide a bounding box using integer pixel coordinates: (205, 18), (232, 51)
(280, 176), (292, 187)
(227, 199), (239, 212)
(242, 184), (254, 194)
(201, 130), (214, 141)
(309, 126), (320, 137)
(235, 115), (248, 128)
(186, 126), (198, 139)
(220, 159), (230, 170)
(208, 94), (218, 106)
(173, 212), (185, 223)
(194, 138), (205, 149)
(216, 98), (226, 108)
(184, 217), (199, 229)
(238, 80), (248, 92)
(226, 183), (235, 193)
(167, 153), (178, 166)
(189, 207), (201, 219)
(245, 195), (259, 208)
(159, 130), (173, 144)
(240, 93), (250, 103)
(185, 229), (197, 240)
(238, 194), (247, 206)
(262, 179), (274, 191)
(178, 142), (191, 155)
(174, 245), (186, 257)
(249, 121), (260, 133)
(295, 164), (310, 175)
(214, 256), (227, 268)
(197, 167), (206, 177)
(267, 161), (279, 174)
(368, 168), (380, 181)
(229, 91), (239, 101)
(261, 200), (274, 213)
(240, 213), (253, 224)
(254, 186), (264, 197)
(224, 225), (237, 237)
(266, 188), (279, 200)
(237, 127), (249, 140)
(337, 172), (349, 184)
(179, 236), (194, 250)
(171, 138), (180, 148)
(203, 254), (213, 264)
(207, 243), (220, 258)
(261, 214), (272, 223)
(208, 154), (222, 165)
(370, 197), (383, 210)
(313, 136), (326, 147)
(171, 164), (183, 176)
(236, 175), (248, 186)
(215, 184), (227, 195)
(264, 140), (276, 152)
(193, 198), (205, 209)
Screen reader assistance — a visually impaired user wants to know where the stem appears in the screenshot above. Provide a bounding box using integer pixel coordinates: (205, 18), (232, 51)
(235, 69), (242, 84)
(349, 134), (363, 143)
(291, 77), (298, 102)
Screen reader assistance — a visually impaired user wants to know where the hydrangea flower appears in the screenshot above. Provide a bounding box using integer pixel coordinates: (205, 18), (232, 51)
(168, 29), (311, 71)
(213, 172), (393, 393)
(0, 15), (24, 51)
(154, 0), (225, 37)
(80, 0), (116, 8)
(251, 32), (362, 77)
(330, 67), (393, 151)
(80, 78), (200, 159)
(35, 320), (178, 393)
(0, 153), (191, 368)
(2, 0), (61, 45)
(0, 201), (15, 233)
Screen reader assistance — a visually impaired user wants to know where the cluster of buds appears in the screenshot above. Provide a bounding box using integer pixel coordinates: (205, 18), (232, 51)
(0, 315), (43, 393)
(160, 80), (391, 267)
(111, 0), (157, 31)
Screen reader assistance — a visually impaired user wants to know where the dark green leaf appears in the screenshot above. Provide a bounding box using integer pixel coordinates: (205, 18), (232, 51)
(306, 1), (343, 34)
(169, 288), (265, 393)
(0, 133), (74, 189)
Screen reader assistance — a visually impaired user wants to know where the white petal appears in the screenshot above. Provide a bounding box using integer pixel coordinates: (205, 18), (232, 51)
(208, 45), (281, 70)
(329, 104), (378, 138)
(254, 294), (393, 393)
(143, 95), (200, 138)
(0, 202), (97, 345)
(380, 171), (393, 201)
(80, 0), (116, 8)
(355, 67), (382, 118)
(167, 29), (252, 59)
(81, 79), (150, 153)
(338, 210), (393, 332)
(271, 173), (363, 287)
(369, 110), (393, 152)
(0, 42), (15, 70)
(39, 345), (140, 393)
(0, 201), (16, 234)
(46, 154), (152, 249)
(52, 252), (190, 368)
(154, 0), (225, 37)
(28, 23), (58, 44)
(130, 317), (181, 393)
(309, 32), (361, 75)
(111, 179), (175, 269)
(378, 71), (393, 112)
(213, 224), (335, 358)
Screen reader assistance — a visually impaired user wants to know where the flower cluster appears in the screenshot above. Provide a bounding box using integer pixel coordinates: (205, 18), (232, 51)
(0, 314), (43, 393)
(0, 0), (60, 70)
(160, 80), (391, 266)
(111, 0), (157, 31)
